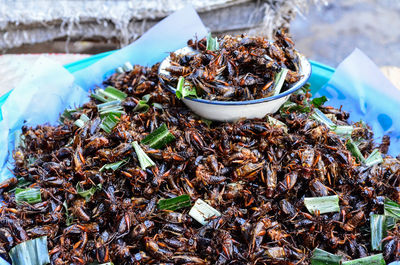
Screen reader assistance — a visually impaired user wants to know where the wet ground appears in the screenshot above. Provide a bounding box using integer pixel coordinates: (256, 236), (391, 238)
(290, 0), (400, 68)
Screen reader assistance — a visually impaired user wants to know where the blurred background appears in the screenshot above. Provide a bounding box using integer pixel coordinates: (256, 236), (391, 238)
(291, 0), (400, 68)
(1, 0), (399, 90)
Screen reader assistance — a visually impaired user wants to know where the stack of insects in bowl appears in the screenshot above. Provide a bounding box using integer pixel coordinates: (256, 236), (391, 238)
(0, 32), (399, 265)
(160, 31), (301, 101)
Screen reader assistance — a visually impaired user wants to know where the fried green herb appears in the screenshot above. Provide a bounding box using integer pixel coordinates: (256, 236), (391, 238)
(141, 124), (176, 149)
(158, 194), (191, 211)
(304, 196), (340, 215)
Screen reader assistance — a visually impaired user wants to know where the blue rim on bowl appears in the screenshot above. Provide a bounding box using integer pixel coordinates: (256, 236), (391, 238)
(158, 46), (312, 105)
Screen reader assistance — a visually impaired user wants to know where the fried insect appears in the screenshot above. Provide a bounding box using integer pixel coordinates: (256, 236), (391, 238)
(0, 61), (399, 265)
(163, 31), (301, 101)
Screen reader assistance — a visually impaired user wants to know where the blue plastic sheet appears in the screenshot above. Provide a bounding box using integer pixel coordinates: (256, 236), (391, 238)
(0, 57), (89, 182)
(315, 48), (400, 156)
(0, 6), (207, 184)
(0, 7), (206, 264)
(73, 5), (207, 89)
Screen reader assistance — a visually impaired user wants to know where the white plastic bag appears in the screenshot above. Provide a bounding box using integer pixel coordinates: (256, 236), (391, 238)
(0, 6), (207, 182)
(315, 48), (400, 156)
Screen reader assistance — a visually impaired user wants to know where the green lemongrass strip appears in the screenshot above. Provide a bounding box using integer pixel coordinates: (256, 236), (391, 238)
(132, 141), (155, 169)
(122, 62), (133, 72)
(98, 101), (124, 117)
(99, 114), (120, 133)
(279, 84), (313, 113)
(311, 109), (336, 129)
(9, 236), (50, 265)
(332, 125), (353, 138)
(100, 159), (127, 172)
(152, 103), (163, 110)
(133, 94), (151, 112)
(141, 94), (150, 102)
(312, 109), (354, 137)
(74, 119), (85, 128)
(387, 216), (396, 230)
(206, 32), (219, 51)
(99, 120), (116, 133)
(311, 248), (341, 265)
(273, 68), (289, 96)
(346, 139), (383, 167)
(311, 96), (328, 108)
(365, 149), (383, 167)
(267, 116), (288, 133)
(280, 99), (311, 114)
(175, 76), (185, 99)
(116, 67), (124, 74)
(280, 83), (311, 116)
(15, 188), (42, 204)
(181, 81), (198, 99)
(133, 102), (149, 113)
(158, 194), (191, 211)
(63, 201), (73, 226)
(280, 101), (299, 112)
(92, 86), (127, 103)
(189, 199), (221, 225)
(346, 139), (366, 163)
(79, 114), (90, 123)
(104, 86), (127, 100)
(97, 100), (122, 110)
(91, 90), (108, 102)
(281, 101), (297, 110)
(99, 109), (124, 118)
(94, 90), (123, 102)
(74, 114), (90, 128)
(304, 195), (340, 215)
(370, 214), (387, 251)
(99, 106), (123, 114)
(384, 198), (400, 219)
(141, 124), (176, 149)
(175, 76), (198, 99)
(76, 183), (101, 201)
(342, 254), (385, 265)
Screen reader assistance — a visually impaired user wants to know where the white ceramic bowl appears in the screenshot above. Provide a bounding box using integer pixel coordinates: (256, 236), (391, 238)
(159, 46), (311, 122)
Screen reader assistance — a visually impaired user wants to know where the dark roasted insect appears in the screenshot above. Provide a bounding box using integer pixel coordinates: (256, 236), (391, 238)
(162, 31), (301, 101)
(0, 59), (399, 265)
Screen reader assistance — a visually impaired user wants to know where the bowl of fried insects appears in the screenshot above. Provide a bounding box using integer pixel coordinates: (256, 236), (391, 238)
(159, 31), (311, 122)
